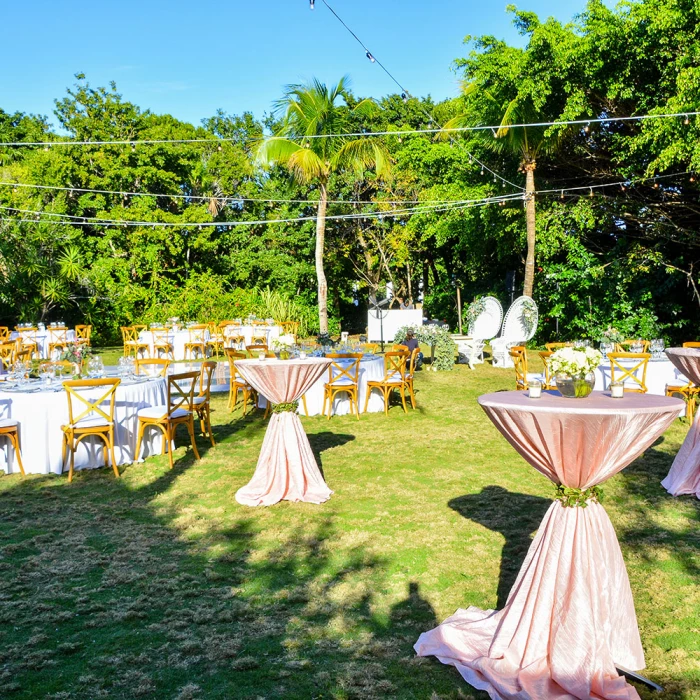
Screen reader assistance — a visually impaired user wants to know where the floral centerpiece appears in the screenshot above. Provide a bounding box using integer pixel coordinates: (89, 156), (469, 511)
(600, 327), (623, 345)
(521, 298), (538, 336)
(463, 298), (487, 334)
(61, 341), (92, 374)
(549, 346), (602, 398)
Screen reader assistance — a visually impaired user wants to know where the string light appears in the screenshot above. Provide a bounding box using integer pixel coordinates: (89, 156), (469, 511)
(584, 123), (590, 134)
(684, 114), (690, 125)
(366, 52), (376, 63)
(589, 188), (594, 197)
(401, 93), (408, 104)
(310, 0), (315, 8)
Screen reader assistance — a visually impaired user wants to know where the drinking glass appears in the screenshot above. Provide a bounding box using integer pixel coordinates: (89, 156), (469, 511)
(630, 342), (643, 354)
(600, 341), (614, 360)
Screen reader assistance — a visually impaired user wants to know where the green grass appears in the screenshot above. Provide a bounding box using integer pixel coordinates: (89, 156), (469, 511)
(0, 355), (698, 699)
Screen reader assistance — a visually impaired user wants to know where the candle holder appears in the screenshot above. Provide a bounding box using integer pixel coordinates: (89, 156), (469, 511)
(610, 380), (624, 398)
(528, 379), (542, 399)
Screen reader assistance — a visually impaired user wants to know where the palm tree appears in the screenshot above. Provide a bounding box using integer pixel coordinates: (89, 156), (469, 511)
(443, 88), (560, 298)
(258, 77), (391, 334)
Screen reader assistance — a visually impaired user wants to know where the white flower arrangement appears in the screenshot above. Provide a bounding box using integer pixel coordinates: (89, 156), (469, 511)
(549, 346), (602, 378)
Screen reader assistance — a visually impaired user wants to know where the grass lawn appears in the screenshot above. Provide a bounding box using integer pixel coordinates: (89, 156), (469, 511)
(0, 352), (698, 699)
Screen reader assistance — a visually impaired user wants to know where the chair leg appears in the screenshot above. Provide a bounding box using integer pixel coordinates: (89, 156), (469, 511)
(301, 394), (308, 416)
(206, 406), (215, 447)
(109, 429), (119, 478)
(187, 418), (201, 460)
(408, 381), (416, 409)
(383, 388), (389, 416)
(68, 436), (75, 482)
(322, 390), (328, 418)
(134, 421), (145, 463)
(353, 389), (360, 420)
(363, 386), (372, 414)
(9, 431), (25, 476)
(61, 432), (68, 475)
(399, 385), (408, 413)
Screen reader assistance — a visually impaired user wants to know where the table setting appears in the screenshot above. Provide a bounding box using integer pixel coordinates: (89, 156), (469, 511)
(416, 345), (684, 699)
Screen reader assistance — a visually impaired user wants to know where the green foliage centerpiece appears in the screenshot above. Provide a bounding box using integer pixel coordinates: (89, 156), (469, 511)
(549, 346), (602, 398)
(463, 298), (487, 334)
(60, 341), (92, 376)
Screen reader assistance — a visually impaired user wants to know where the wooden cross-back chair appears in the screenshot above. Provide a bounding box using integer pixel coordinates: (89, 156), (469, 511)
(404, 347), (420, 409)
(193, 360), (217, 446)
(205, 322), (225, 356)
(61, 378), (121, 482)
(0, 341), (16, 370)
(121, 326), (148, 358)
(151, 328), (173, 359)
(135, 358), (171, 377)
(538, 350), (557, 390)
(17, 327), (40, 360)
(363, 350), (409, 415)
(0, 419), (25, 476)
(545, 342), (573, 352)
(0, 327), (9, 343)
(608, 352), (650, 393)
(75, 324), (92, 347)
(280, 321), (299, 342)
(360, 343), (379, 354)
(246, 344), (272, 357)
(509, 346), (529, 390)
(48, 327), (69, 360)
(184, 324), (208, 359)
(682, 341), (700, 348)
(323, 353), (362, 420)
(135, 371), (201, 469)
(224, 349), (258, 415)
(665, 342), (700, 422)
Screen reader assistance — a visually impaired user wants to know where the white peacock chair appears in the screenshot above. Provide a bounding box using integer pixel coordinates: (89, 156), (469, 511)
(454, 296), (503, 369)
(491, 296), (539, 368)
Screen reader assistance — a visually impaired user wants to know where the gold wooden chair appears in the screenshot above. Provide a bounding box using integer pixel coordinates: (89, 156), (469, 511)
(121, 326), (149, 358)
(151, 328), (174, 359)
(184, 324), (208, 360)
(0, 342), (15, 370)
(360, 343), (379, 354)
(226, 332), (245, 350)
(48, 327), (69, 360)
(323, 354), (362, 420)
(280, 321), (299, 342)
(15, 344), (33, 364)
(135, 358), (171, 377)
(545, 342), (573, 351)
(364, 351), (409, 415)
(608, 352), (650, 393)
(246, 343), (270, 356)
(135, 371), (201, 469)
(665, 342), (700, 422)
(510, 346), (529, 390)
(682, 342), (700, 348)
(616, 339), (650, 353)
(75, 324), (92, 347)
(538, 350), (557, 390)
(250, 333), (269, 345)
(17, 327), (40, 360)
(206, 322), (225, 356)
(193, 361), (217, 446)
(393, 343), (409, 352)
(61, 378), (121, 482)
(0, 419), (25, 476)
(224, 349), (258, 415)
(0, 327), (9, 343)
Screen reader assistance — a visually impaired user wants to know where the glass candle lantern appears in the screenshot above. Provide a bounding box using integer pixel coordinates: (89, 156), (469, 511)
(610, 380), (624, 398)
(528, 379), (542, 398)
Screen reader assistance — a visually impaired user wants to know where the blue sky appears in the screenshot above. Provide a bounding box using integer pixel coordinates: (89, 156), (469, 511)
(1, 0), (592, 129)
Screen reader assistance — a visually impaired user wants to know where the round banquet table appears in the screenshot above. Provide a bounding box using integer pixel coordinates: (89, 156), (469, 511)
(234, 358), (332, 507)
(415, 390), (683, 700)
(0, 377), (166, 475)
(662, 348), (700, 498)
(10, 329), (77, 359)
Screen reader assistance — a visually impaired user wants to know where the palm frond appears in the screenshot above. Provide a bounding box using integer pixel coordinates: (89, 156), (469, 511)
(256, 137), (302, 167)
(287, 147), (328, 183)
(330, 138), (392, 178)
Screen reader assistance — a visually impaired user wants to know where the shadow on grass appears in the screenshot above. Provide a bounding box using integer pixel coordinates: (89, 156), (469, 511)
(449, 486), (551, 607)
(307, 431), (355, 476)
(0, 468), (471, 699)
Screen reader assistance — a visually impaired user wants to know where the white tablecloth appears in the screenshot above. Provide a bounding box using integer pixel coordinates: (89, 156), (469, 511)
(257, 355), (386, 416)
(223, 324), (283, 348)
(594, 357), (685, 395)
(10, 330), (77, 359)
(0, 378), (166, 475)
(138, 329), (210, 361)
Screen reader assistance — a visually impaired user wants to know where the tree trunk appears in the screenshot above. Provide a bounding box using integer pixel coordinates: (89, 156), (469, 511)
(316, 182), (329, 335)
(523, 162), (537, 298)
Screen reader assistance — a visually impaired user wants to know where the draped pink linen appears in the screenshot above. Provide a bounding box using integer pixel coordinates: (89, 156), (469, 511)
(662, 348), (700, 498)
(234, 358), (332, 506)
(415, 390), (682, 700)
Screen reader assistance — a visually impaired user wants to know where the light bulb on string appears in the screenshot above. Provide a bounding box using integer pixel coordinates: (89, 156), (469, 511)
(217, 143), (222, 152)
(480, 168), (484, 176)
(560, 190), (564, 200)
(131, 143), (136, 152)
(690, 174), (696, 183)
(589, 187), (594, 197)
(654, 182), (659, 189)
(584, 123), (590, 134)
(684, 114), (690, 125)
(401, 93), (408, 104)
(310, 0), (315, 8)
(502, 182), (506, 189)
(366, 52), (376, 63)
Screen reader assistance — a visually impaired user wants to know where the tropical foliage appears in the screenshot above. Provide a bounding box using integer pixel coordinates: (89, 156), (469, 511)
(1, 0), (700, 346)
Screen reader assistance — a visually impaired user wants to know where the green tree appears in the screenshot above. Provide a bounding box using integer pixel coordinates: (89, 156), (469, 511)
(257, 77), (391, 334)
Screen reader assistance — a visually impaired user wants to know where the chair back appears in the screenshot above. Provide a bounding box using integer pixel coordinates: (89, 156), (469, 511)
(188, 325), (207, 343)
(152, 329), (170, 344)
(360, 343), (379, 354)
(682, 341), (700, 348)
(383, 351), (408, 381)
(167, 371), (199, 416)
(408, 347), (420, 376)
(538, 350), (554, 389)
(509, 346), (528, 390)
(0, 342), (15, 369)
(49, 327), (68, 344)
(0, 327), (9, 342)
(18, 327), (38, 343)
(280, 321), (299, 335)
(326, 354), (361, 387)
(15, 345), (33, 363)
(224, 349), (247, 382)
(62, 378), (120, 428)
(616, 339), (650, 353)
(132, 324), (147, 333)
(75, 325), (92, 343)
(545, 342), (572, 351)
(393, 343), (409, 352)
(198, 361), (217, 398)
(246, 343), (269, 355)
(608, 352), (650, 393)
(120, 326), (137, 343)
(135, 358), (171, 377)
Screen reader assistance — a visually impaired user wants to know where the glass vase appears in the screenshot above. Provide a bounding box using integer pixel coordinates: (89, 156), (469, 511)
(556, 372), (595, 399)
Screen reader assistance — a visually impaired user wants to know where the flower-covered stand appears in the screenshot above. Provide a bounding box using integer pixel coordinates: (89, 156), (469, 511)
(394, 325), (457, 371)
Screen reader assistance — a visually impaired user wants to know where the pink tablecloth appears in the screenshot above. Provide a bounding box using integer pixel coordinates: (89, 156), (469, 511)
(662, 348), (700, 498)
(234, 358), (332, 506)
(415, 390), (683, 700)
